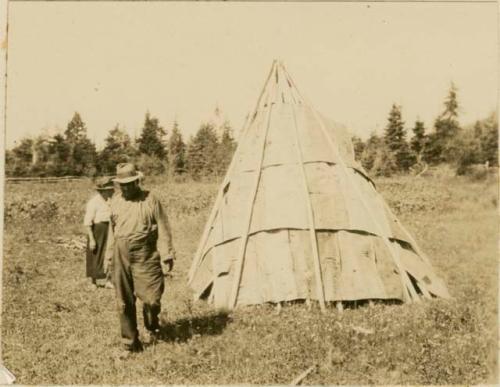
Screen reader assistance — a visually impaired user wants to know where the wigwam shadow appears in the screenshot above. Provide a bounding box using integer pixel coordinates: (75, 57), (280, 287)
(159, 311), (232, 343)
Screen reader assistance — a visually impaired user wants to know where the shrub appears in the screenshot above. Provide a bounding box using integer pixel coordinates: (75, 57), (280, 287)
(5, 198), (59, 221)
(134, 154), (167, 176)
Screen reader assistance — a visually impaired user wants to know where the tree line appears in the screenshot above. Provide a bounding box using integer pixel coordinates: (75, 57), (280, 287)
(6, 84), (497, 180)
(352, 84), (498, 177)
(6, 111), (237, 180)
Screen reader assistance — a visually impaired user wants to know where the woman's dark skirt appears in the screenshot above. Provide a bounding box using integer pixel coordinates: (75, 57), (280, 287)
(86, 221), (109, 284)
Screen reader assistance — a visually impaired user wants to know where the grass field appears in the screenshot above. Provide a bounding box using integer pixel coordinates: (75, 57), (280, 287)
(2, 170), (498, 384)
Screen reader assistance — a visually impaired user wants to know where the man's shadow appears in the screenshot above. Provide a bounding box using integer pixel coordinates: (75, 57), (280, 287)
(158, 311), (231, 343)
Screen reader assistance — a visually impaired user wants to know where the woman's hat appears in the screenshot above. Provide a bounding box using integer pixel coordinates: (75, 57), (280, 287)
(113, 163), (144, 184)
(95, 177), (115, 190)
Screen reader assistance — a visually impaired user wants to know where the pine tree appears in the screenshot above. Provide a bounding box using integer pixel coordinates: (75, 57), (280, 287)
(64, 112), (97, 176)
(167, 121), (187, 175)
(384, 104), (415, 171)
(186, 135), (203, 179)
(12, 138), (34, 164)
(442, 83), (459, 122)
(479, 112), (498, 166)
(351, 136), (365, 162)
(9, 138), (34, 176)
(360, 132), (383, 172)
(98, 125), (137, 175)
(473, 121), (483, 138)
(216, 121), (236, 176)
(5, 150), (17, 177)
(65, 112), (87, 144)
(443, 112), (497, 175)
(46, 134), (72, 176)
(410, 120), (426, 157)
(29, 135), (55, 176)
(454, 130), (482, 175)
(426, 83), (462, 164)
(372, 144), (398, 177)
(186, 123), (219, 179)
(136, 112), (167, 160)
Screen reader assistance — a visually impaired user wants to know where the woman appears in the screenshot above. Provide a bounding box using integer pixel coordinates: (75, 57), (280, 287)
(84, 177), (115, 288)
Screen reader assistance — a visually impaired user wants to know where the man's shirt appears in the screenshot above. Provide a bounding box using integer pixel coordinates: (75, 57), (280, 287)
(105, 190), (175, 260)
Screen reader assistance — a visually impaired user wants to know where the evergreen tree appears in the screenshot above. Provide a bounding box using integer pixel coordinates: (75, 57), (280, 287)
(167, 121), (187, 175)
(98, 125), (137, 174)
(46, 134), (72, 176)
(5, 150), (17, 177)
(135, 154), (166, 176)
(64, 112), (97, 176)
(479, 112), (498, 166)
(29, 135), (53, 176)
(8, 138), (34, 176)
(7, 134), (67, 177)
(351, 136), (365, 162)
(454, 129), (482, 175)
(65, 113), (87, 143)
(383, 104), (415, 171)
(186, 135), (200, 178)
(473, 121), (483, 138)
(372, 143), (398, 177)
(442, 112), (497, 175)
(12, 138), (34, 164)
(360, 132), (383, 172)
(410, 120), (426, 157)
(425, 83), (462, 164)
(442, 83), (459, 122)
(216, 121), (236, 176)
(422, 132), (440, 165)
(187, 123), (219, 179)
(136, 112), (167, 160)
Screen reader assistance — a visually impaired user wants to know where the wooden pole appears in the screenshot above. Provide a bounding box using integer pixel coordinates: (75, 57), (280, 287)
(285, 63), (326, 313)
(290, 365), (317, 385)
(187, 61), (278, 285)
(227, 61), (278, 309)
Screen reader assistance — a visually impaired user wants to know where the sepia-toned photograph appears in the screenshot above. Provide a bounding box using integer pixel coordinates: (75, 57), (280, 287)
(1, 1), (498, 385)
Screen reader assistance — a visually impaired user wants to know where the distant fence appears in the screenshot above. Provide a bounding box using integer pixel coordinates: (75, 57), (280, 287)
(5, 176), (112, 184)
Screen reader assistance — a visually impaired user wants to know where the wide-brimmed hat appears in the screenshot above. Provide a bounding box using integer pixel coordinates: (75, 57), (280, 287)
(95, 177), (114, 191)
(113, 163), (144, 184)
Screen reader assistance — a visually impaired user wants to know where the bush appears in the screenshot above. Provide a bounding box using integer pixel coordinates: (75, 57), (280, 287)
(134, 154), (167, 176)
(5, 198), (59, 221)
(371, 146), (397, 177)
(460, 164), (491, 181)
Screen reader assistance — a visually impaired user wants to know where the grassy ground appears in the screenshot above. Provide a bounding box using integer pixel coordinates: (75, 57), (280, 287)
(2, 171), (497, 384)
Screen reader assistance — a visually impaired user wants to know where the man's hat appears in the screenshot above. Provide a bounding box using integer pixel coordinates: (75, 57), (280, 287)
(95, 176), (115, 191)
(113, 163), (144, 184)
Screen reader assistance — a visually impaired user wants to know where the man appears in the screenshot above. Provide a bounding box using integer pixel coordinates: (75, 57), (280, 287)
(105, 163), (176, 355)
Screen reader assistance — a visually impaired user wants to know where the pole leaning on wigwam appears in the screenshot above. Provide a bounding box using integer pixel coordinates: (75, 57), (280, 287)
(188, 60), (450, 310)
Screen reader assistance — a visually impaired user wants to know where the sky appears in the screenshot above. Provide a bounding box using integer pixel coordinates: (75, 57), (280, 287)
(5, 1), (498, 150)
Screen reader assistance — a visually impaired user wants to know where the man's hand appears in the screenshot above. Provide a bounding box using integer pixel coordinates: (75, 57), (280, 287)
(161, 256), (175, 275)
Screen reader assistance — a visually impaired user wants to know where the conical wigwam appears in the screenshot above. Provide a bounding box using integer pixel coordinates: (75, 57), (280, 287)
(188, 61), (450, 310)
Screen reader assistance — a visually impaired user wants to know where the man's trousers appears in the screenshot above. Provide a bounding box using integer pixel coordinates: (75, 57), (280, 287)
(113, 236), (164, 348)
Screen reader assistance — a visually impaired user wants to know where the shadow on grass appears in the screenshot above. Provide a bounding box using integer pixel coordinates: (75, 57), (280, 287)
(159, 312), (232, 343)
